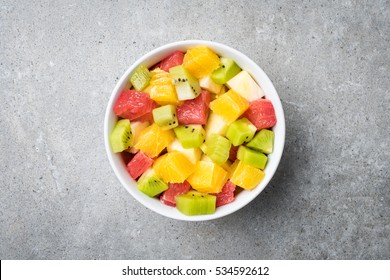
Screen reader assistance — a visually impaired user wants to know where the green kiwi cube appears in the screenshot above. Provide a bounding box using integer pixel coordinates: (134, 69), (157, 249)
(211, 57), (241, 84)
(169, 65), (201, 100)
(110, 119), (133, 153)
(130, 64), (151, 91)
(137, 168), (168, 197)
(152, 105), (178, 130)
(173, 125), (205, 148)
(237, 146), (268, 170)
(205, 133), (231, 165)
(247, 129), (274, 154)
(175, 190), (216, 216)
(226, 118), (257, 146)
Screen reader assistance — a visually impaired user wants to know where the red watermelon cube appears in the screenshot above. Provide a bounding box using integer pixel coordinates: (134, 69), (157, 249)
(229, 145), (239, 162)
(113, 90), (157, 121)
(126, 151), (154, 180)
(160, 181), (191, 207)
(214, 180), (236, 207)
(131, 104), (156, 122)
(243, 99), (277, 130)
(159, 51), (184, 72)
(176, 90), (211, 125)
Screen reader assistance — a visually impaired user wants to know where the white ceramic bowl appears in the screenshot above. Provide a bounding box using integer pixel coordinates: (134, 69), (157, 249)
(104, 40), (285, 221)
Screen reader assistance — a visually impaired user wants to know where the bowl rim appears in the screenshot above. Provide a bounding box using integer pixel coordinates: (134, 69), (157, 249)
(104, 40), (285, 221)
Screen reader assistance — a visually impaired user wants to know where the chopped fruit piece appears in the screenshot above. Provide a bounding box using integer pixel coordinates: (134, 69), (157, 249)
(243, 99), (277, 130)
(113, 90), (157, 121)
(247, 129), (274, 154)
(199, 75), (222, 94)
(201, 155), (231, 171)
(187, 161), (228, 193)
(130, 64), (151, 91)
(153, 152), (195, 183)
(126, 151), (154, 179)
(160, 196), (176, 207)
(211, 57), (241, 84)
(148, 68), (179, 105)
(229, 145), (239, 162)
(183, 46), (220, 79)
(209, 89), (249, 124)
(110, 119), (133, 153)
(133, 113), (153, 122)
(174, 125), (205, 148)
(160, 181), (191, 207)
(175, 190), (216, 216)
(132, 106), (156, 122)
(128, 121), (150, 153)
(204, 112), (229, 138)
(169, 65), (201, 100)
(176, 90), (210, 125)
(152, 104), (178, 130)
(212, 180), (236, 207)
(226, 70), (264, 101)
(130, 121), (149, 143)
(230, 160), (265, 190)
(160, 51), (184, 72)
(205, 134), (231, 165)
(137, 168), (168, 197)
(167, 139), (202, 164)
(226, 118), (257, 146)
(237, 146), (267, 170)
(133, 123), (175, 157)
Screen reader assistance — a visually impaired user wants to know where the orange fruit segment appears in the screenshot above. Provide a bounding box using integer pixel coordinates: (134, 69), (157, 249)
(209, 89), (249, 124)
(133, 123), (175, 157)
(187, 161), (228, 193)
(229, 160), (265, 190)
(153, 152), (195, 183)
(183, 46), (220, 79)
(148, 68), (180, 105)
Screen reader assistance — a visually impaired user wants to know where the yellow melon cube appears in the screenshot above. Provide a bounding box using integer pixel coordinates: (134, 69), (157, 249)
(199, 75), (222, 94)
(153, 152), (195, 183)
(167, 139), (202, 165)
(149, 68), (180, 105)
(183, 46), (220, 79)
(226, 70), (264, 101)
(229, 160), (265, 190)
(187, 161), (228, 193)
(204, 112), (230, 138)
(133, 123), (175, 157)
(209, 89), (249, 124)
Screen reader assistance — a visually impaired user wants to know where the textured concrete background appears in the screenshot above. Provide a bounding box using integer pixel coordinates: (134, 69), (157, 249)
(0, 0), (389, 259)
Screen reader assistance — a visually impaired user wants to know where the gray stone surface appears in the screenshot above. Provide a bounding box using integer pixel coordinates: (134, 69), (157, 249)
(0, 0), (389, 259)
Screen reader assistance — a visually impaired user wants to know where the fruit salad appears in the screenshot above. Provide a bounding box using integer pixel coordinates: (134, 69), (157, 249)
(110, 46), (277, 216)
